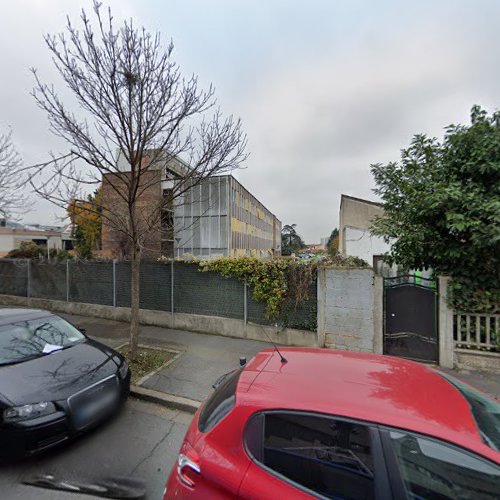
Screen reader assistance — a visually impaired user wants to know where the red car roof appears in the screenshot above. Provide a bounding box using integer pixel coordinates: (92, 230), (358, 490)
(239, 348), (499, 463)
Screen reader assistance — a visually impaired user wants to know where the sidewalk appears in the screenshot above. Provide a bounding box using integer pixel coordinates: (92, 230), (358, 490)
(61, 313), (269, 403)
(437, 368), (500, 399)
(61, 313), (500, 404)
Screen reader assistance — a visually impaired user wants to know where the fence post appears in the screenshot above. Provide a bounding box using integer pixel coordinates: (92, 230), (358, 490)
(243, 280), (248, 324)
(112, 259), (117, 307)
(438, 276), (454, 368)
(373, 274), (384, 354)
(26, 259), (31, 299)
(171, 260), (174, 315)
(316, 269), (326, 347)
(66, 259), (70, 302)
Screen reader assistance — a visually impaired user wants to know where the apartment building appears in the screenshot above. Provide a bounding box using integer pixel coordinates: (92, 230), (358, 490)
(174, 175), (281, 259)
(101, 153), (281, 259)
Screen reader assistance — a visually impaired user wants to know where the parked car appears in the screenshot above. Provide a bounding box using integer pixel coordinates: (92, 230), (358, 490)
(164, 347), (500, 499)
(0, 308), (130, 459)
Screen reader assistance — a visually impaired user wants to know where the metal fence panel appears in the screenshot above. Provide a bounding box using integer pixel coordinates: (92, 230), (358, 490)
(0, 258), (317, 331)
(140, 262), (172, 311)
(115, 262), (131, 308)
(69, 261), (114, 306)
(30, 261), (67, 301)
(174, 262), (244, 319)
(116, 262), (172, 312)
(281, 280), (317, 331)
(246, 294), (273, 326)
(0, 259), (28, 296)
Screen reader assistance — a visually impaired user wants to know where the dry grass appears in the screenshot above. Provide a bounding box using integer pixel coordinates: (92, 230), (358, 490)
(118, 345), (176, 384)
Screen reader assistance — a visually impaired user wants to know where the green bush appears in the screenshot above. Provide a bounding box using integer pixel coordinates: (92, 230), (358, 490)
(49, 248), (71, 260)
(6, 241), (44, 259)
(324, 254), (369, 268)
(449, 278), (499, 314)
(5, 242), (72, 260)
(200, 256), (318, 322)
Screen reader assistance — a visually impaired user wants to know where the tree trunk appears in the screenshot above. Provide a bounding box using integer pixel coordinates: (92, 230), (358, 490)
(129, 245), (141, 361)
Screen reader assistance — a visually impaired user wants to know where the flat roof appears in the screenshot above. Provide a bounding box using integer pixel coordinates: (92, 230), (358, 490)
(341, 194), (383, 208)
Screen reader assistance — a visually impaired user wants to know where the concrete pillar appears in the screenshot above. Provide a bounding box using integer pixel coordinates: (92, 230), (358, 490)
(373, 275), (384, 354)
(317, 269), (326, 347)
(438, 276), (454, 368)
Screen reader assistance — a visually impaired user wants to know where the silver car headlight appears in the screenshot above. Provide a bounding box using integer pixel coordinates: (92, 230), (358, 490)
(3, 402), (57, 423)
(119, 360), (129, 379)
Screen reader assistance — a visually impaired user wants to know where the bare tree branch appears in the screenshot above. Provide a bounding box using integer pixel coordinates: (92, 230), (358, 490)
(0, 129), (30, 219)
(28, 1), (247, 359)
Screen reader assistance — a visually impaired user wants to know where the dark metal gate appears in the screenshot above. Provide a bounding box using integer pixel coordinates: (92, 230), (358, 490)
(384, 276), (438, 363)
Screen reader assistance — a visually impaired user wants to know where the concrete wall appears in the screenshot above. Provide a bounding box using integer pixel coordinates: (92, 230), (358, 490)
(317, 268), (382, 353)
(0, 294), (319, 348)
(454, 349), (500, 374)
(438, 276), (500, 373)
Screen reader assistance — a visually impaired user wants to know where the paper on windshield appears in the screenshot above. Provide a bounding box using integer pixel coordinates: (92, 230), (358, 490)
(42, 343), (63, 354)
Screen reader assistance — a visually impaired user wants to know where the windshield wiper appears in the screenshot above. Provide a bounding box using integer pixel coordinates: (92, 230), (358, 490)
(0, 340), (86, 366)
(53, 340), (85, 351)
(23, 473), (146, 499)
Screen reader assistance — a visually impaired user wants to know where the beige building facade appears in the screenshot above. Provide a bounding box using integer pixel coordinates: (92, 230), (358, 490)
(174, 175), (281, 259)
(0, 222), (72, 257)
(338, 194), (390, 266)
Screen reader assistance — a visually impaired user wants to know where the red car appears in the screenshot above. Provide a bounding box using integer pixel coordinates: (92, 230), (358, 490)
(164, 348), (500, 499)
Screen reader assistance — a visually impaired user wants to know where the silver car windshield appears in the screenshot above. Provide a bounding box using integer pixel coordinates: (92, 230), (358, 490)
(0, 316), (85, 365)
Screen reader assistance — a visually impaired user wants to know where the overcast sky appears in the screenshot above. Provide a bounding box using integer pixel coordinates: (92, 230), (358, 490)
(1, 0), (499, 242)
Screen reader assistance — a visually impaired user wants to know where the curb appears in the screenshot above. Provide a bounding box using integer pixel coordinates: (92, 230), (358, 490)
(130, 385), (201, 414)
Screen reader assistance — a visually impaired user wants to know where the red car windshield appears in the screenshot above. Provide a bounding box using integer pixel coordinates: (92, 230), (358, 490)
(438, 372), (500, 451)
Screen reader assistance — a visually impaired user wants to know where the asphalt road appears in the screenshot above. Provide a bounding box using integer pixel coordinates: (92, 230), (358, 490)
(0, 398), (191, 500)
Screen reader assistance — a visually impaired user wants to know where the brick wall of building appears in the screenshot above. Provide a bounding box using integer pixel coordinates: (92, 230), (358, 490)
(101, 169), (163, 259)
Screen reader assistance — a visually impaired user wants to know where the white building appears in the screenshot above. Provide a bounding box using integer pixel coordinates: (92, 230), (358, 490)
(338, 194), (392, 270)
(0, 220), (73, 257)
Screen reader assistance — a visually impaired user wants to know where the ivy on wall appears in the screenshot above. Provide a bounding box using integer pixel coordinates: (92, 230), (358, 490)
(448, 278), (500, 314)
(200, 257), (296, 319)
(199, 255), (369, 323)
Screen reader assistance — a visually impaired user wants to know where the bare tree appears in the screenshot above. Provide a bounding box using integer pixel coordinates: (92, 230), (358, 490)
(0, 129), (26, 219)
(29, 2), (247, 359)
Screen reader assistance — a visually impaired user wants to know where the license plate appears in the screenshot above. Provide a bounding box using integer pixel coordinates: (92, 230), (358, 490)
(70, 378), (119, 430)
